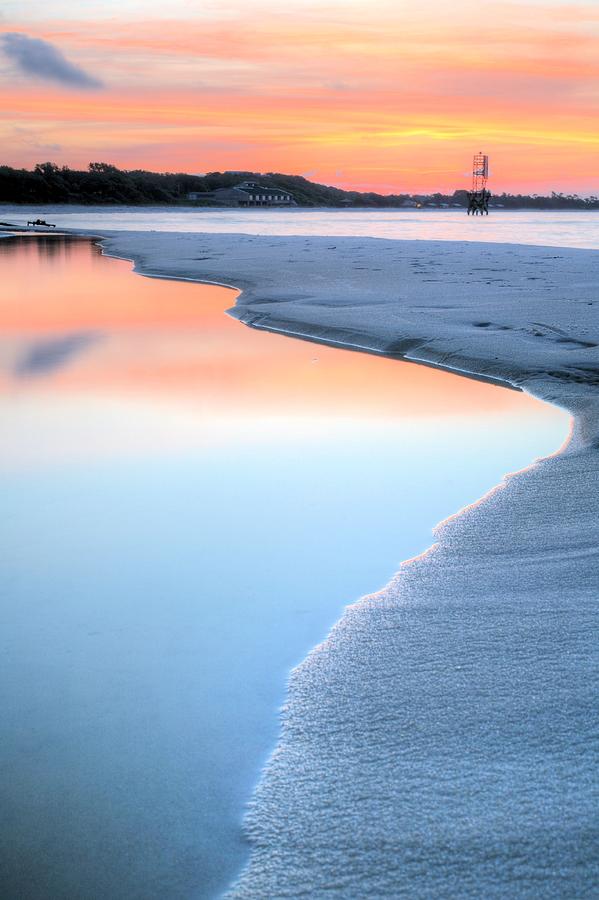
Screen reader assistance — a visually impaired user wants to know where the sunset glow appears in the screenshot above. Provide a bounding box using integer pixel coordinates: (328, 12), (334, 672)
(1, 0), (598, 193)
(0, 236), (553, 420)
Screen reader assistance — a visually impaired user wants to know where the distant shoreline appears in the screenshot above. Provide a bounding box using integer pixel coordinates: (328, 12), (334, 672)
(3, 202), (599, 211)
(2, 163), (598, 210)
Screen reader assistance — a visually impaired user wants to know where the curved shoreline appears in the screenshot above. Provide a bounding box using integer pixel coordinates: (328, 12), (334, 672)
(226, 434), (599, 898)
(4, 226), (598, 895)
(2, 224), (587, 410)
(86, 228), (599, 416)
(73, 229), (597, 896)
(3, 223), (598, 407)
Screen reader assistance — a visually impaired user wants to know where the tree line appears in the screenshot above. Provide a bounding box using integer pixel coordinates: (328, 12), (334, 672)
(1, 162), (597, 209)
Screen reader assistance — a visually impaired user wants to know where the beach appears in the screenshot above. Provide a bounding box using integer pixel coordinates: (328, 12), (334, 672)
(86, 228), (598, 397)
(1, 220), (597, 897)
(230, 434), (599, 898)
(89, 226), (598, 896)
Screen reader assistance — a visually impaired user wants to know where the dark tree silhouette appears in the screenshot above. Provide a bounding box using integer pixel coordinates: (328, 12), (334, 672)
(0, 163), (597, 209)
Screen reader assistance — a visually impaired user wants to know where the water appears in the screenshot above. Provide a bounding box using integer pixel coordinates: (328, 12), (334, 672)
(0, 235), (569, 898)
(2, 206), (599, 249)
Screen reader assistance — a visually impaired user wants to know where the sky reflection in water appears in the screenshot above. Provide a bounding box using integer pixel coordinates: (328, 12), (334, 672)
(0, 236), (569, 899)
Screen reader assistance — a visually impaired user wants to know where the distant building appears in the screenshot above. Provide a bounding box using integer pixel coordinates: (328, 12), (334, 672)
(187, 181), (296, 207)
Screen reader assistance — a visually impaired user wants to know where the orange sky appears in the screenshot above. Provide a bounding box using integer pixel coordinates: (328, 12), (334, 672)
(1, 0), (598, 193)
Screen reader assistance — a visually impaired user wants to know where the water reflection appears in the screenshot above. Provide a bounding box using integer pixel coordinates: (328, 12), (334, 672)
(1, 234), (559, 417)
(0, 232), (74, 258)
(14, 331), (101, 378)
(0, 236), (569, 899)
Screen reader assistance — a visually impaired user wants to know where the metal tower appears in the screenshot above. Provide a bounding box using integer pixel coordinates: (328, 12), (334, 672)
(472, 153), (488, 193)
(467, 153), (490, 215)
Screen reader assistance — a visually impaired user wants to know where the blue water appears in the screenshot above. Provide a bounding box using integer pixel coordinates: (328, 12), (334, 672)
(0, 235), (569, 898)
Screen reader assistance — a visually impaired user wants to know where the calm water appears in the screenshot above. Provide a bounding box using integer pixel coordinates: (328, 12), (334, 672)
(2, 206), (599, 249)
(0, 235), (568, 899)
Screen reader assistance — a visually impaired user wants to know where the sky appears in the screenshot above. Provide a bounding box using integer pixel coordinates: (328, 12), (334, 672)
(1, 0), (598, 194)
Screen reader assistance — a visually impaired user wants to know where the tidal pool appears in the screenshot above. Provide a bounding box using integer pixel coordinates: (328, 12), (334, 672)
(0, 236), (568, 899)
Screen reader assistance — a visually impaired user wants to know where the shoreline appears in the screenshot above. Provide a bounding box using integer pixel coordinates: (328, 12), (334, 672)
(74, 227), (598, 896)
(4, 204), (599, 213)
(78, 227), (597, 898)
(91, 227), (598, 426)
(3, 224), (594, 408)
(92, 236), (521, 391)
(0, 228), (536, 398)
(4, 222), (597, 441)
(225, 314), (522, 391)
(0, 226), (523, 392)
(228, 429), (599, 898)
(4, 225), (598, 895)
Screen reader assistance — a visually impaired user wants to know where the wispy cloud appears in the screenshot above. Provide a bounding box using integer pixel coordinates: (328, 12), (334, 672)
(1, 32), (103, 89)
